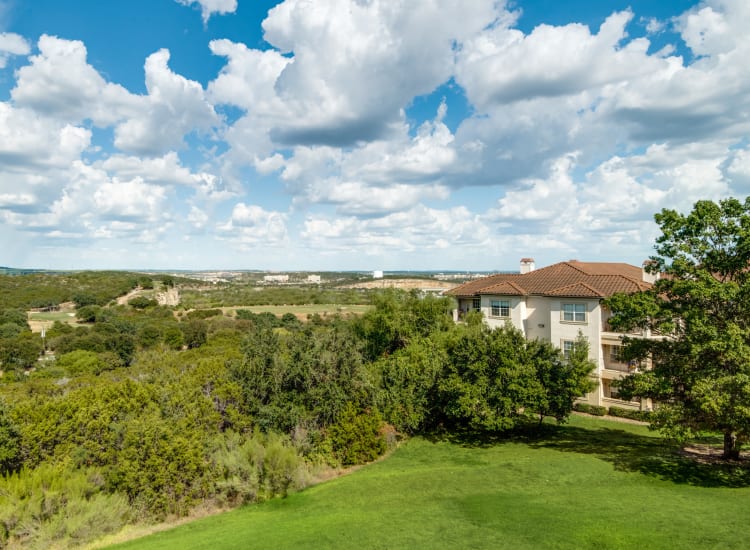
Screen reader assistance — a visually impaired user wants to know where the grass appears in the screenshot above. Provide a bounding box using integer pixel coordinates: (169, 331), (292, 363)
(27, 309), (79, 332)
(109, 415), (750, 549)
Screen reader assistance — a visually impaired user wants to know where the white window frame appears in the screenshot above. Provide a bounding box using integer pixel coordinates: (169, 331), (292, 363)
(561, 303), (586, 323)
(490, 300), (510, 318)
(561, 339), (575, 360)
(472, 298), (481, 311)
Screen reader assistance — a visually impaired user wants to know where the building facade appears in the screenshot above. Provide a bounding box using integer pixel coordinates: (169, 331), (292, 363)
(447, 259), (656, 410)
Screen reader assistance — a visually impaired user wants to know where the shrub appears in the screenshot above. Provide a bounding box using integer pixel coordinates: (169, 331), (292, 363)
(608, 406), (652, 422)
(329, 403), (387, 466)
(573, 403), (607, 416)
(128, 296), (157, 309)
(187, 309), (223, 320)
(0, 464), (129, 548)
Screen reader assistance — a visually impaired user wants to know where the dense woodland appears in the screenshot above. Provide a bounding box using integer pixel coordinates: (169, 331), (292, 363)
(0, 274), (593, 548)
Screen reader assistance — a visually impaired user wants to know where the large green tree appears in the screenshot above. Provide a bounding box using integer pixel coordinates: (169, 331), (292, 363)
(606, 197), (750, 459)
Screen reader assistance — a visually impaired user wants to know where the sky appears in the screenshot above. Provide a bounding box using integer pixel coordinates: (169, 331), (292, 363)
(1, 0), (748, 272)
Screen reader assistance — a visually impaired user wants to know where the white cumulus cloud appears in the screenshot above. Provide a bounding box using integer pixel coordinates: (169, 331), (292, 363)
(175, 0), (238, 23)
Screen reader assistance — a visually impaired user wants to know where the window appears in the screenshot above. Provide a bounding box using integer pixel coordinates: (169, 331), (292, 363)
(562, 339), (575, 360)
(562, 303), (586, 322)
(609, 345), (622, 363)
(472, 298), (481, 311)
(490, 300), (510, 317)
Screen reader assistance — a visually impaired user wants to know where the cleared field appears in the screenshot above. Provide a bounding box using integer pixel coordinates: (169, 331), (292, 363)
(27, 308), (78, 332)
(109, 415), (750, 549)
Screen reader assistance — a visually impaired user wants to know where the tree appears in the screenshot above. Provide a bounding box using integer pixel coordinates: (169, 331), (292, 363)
(606, 197), (750, 459)
(531, 332), (596, 425)
(438, 322), (539, 432)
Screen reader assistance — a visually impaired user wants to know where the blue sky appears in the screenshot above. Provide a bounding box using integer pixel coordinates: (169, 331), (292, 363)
(1, 0), (748, 271)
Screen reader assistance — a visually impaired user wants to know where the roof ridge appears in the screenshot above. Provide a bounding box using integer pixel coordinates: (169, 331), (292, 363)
(562, 261), (588, 274)
(550, 281), (602, 294)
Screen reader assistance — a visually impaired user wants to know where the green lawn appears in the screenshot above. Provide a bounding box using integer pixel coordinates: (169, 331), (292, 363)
(111, 415), (750, 549)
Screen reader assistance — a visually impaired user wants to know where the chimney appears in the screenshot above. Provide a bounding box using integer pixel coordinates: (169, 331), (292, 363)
(642, 260), (659, 283)
(520, 258), (535, 274)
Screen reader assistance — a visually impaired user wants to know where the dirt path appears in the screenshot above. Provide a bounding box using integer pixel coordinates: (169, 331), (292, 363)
(117, 287), (143, 305)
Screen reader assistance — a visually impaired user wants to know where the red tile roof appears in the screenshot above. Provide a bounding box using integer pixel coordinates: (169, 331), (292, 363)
(447, 261), (651, 299)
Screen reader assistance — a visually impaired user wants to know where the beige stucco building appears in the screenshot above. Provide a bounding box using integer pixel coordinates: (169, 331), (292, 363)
(447, 259), (656, 410)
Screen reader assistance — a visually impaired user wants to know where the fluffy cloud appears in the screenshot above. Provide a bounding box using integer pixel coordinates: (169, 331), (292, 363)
(12, 35), (137, 125)
(114, 49), (219, 155)
(175, 0), (237, 23)
(302, 205), (490, 255)
(456, 11), (661, 108)
(217, 203), (288, 246)
(12, 36), (218, 156)
(0, 32), (30, 68)
(210, 0), (500, 150)
(0, 103), (91, 170)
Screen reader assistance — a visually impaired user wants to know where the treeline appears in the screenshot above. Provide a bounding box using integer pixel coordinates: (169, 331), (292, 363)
(0, 289), (594, 548)
(0, 271), (184, 309)
(179, 286), (370, 309)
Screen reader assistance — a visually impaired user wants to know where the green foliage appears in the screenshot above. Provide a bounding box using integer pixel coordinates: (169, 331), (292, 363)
(159, 274), (176, 288)
(187, 308), (223, 320)
(0, 399), (20, 475)
(180, 286), (369, 310)
(137, 276), (154, 289)
(163, 325), (185, 350)
(55, 349), (122, 376)
(0, 308), (30, 331)
(0, 322), (22, 339)
(608, 406), (652, 422)
(128, 296), (158, 309)
(182, 319), (208, 349)
(0, 463), (130, 548)
(0, 332), (42, 373)
(0, 271), (140, 310)
(329, 403), (387, 465)
(230, 321), (371, 436)
(531, 332), (596, 424)
(73, 291), (99, 308)
(76, 304), (101, 323)
(605, 197), (750, 459)
(356, 289), (453, 360)
(372, 337), (444, 433)
(572, 403), (608, 416)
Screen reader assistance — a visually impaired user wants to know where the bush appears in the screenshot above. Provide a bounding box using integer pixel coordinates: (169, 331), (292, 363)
(128, 296), (157, 309)
(608, 406), (652, 422)
(187, 309), (223, 320)
(0, 464), (129, 548)
(573, 403), (607, 416)
(329, 404), (386, 466)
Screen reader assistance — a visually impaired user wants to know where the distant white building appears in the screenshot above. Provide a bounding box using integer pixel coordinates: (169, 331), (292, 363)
(307, 274), (322, 283)
(373, 270), (384, 279)
(264, 274), (289, 283)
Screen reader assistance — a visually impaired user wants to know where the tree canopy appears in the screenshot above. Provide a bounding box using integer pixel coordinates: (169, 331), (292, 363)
(606, 197), (750, 459)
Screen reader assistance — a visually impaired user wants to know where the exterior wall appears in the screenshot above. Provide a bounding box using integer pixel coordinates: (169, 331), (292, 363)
(546, 298), (603, 407)
(481, 295), (524, 331)
(523, 296), (551, 342)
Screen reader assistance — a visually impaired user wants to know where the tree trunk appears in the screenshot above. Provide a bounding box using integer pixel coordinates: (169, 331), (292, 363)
(723, 431), (741, 460)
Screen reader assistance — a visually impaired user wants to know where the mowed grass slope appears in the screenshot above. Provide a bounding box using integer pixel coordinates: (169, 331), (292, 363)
(111, 415), (750, 550)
